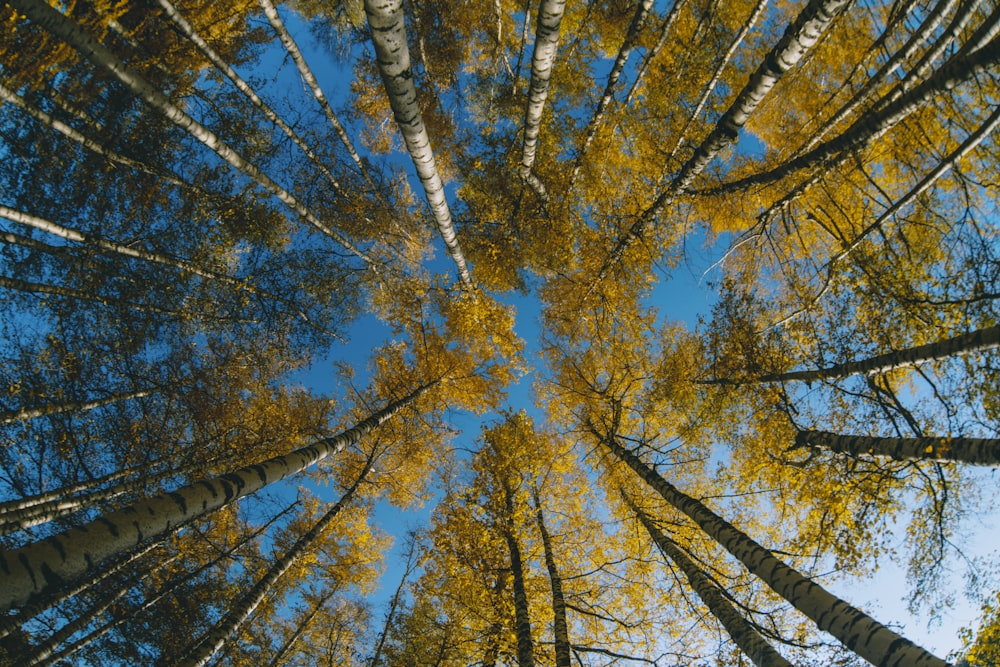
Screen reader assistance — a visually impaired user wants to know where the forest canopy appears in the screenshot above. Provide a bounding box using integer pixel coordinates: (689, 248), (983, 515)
(1, 0), (1000, 664)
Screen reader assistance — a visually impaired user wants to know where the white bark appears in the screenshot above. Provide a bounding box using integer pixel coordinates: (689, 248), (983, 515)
(569, 0), (655, 188)
(0, 387), (150, 425)
(256, 0), (387, 205)
(176, 456), (373, 667)
(631, 500), (793, 667)
(154, 0), (350, 199)
(364, 0), (474, 289)
(520, 0), (566, 196)
(0, 82), (186, 186)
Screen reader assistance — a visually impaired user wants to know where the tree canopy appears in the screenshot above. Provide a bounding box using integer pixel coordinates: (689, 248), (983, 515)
(2, 0), (1000, 664)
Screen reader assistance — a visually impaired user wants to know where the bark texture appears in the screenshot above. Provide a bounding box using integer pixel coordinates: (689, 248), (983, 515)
(176, 456), (373, 667)
(594, 0), (853, 288)
(797, 430), (1000, 465)
(520, 0), (566, 197)
(532, 489), (571, 666)
(364, 0), (474, 289)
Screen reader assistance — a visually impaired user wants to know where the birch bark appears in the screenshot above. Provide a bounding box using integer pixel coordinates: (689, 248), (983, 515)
(364, 0), (474, 289)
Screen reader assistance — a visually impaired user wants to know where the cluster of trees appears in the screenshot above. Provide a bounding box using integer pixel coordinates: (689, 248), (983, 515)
(1, 0), (999, 664)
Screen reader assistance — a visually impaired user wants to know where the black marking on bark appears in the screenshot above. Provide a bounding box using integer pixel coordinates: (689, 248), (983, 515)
(46, 536), (66, 562)
(170, 492), (188, 514)
(19, 553), (38, 590)
(251, 465), (267, 484)
(99, 517), (120, 538)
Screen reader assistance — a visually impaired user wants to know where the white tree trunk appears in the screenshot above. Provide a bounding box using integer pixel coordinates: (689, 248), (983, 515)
(520, 0), (566, 198)
(364, 0), (474, 289)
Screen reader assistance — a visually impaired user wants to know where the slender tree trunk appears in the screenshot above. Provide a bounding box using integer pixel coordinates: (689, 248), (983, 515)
(569, 0), (654, 188)
(592, 0), (852, 290)
(795, 0), (961, 156)
(175, 452), (375, 667)
(0, 387), (151, 425)
(623, 0), (689, 106)
(8, 0), (372, 265)
(828, 102), (1000, 264)
(667, 0), (770, 163)
(629, 498), (793, 667)
(0, 205), (331, 333)
(0, 274), (190, 317)
(363, 0), (474, 289)
(531, 487), (570, 667)
(154, 0), (348, 197)
(0, 540), (163, 639)
(502, 480), (535, 667)
(707, 324), (1000, 385)
(0, 460), (188, 536)
(504, 523), (535, 667)
(796, 430), (1000, 465)
(256, 0), (386, 205)
(519, 0), (565, 200)
(594, 423), (950, 667)
(369, 531), (421, 667)
(266, 590), (337, 667)
(0, 82), (187, 187)
(33, 502), (294, 667)
(0, 464), (139, 516)
(0, 382), (433, 612)
(21, 554), (177, 666)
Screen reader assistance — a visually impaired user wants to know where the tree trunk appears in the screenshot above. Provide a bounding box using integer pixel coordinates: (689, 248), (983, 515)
(630, 499), (793, 667)
(519, 0), (566, 199)
(266, 590), (337, 667)
(0, 540), (163, 640)
(363, 0), (474, 289)
(369, 531), (421, 667)
(8, 0), (372, 265)
(0, 382), (432, 612)
(595, 424), (950, 667)
(0, 387), (151, 425)
(623, 0), (689, 106)
(504, 523), (535, 667)
(532, 487), (570, 667)
(256, 0), (386, 204)
(667, 0), (770, 163)
(727, 324), (1000, 385)
(795, 0), (961, 156)
(796, 430), (1000, 466)
(175, 452), (375, 667)
(569, 0), (654, 188)
(0, 82), (187, 187)
(503, 478), (535, 667)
